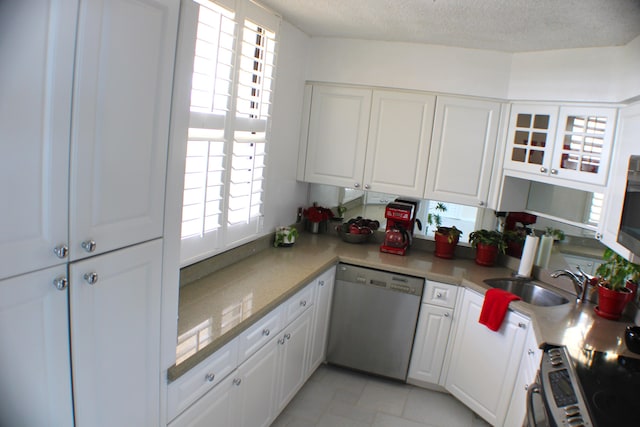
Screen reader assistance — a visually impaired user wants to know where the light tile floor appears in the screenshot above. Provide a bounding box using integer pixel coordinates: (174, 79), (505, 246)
(271, 364), (492, 427)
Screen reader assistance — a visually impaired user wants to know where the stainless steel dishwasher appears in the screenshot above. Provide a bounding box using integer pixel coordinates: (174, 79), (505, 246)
(327, 263), (423, 381)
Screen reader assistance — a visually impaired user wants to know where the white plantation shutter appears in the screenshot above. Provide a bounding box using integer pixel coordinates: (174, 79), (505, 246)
(179, 0), (279, 264)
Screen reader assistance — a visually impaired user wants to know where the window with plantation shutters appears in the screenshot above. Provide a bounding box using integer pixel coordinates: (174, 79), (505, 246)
(179, 0), (279, 264)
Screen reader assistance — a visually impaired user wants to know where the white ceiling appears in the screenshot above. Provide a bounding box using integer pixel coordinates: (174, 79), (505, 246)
(257, 0), (640, 52)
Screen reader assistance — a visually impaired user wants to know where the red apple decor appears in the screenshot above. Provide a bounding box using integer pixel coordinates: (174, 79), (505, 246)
(337, 217), (379, 243)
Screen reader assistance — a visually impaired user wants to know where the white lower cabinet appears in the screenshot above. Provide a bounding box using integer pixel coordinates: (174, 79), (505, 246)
(308, 266), (336, 372)
(168, 268), (333, 427)
(444, 288), (529, 427)
(0, 266), (75, 427)
(503, 326), (542, 427)
(408, 281), (457, 387)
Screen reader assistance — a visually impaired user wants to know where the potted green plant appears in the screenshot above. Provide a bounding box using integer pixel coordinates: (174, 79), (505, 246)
(503, 229), (526, 258)
(468, 229), (506, 267)
(593, 248), (640, 320)
(427, 202), (462, 259)
(274, 226), (298, 247)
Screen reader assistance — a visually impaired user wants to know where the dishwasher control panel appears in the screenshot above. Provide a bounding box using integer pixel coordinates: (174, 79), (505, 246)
(336, 263), (424, 296)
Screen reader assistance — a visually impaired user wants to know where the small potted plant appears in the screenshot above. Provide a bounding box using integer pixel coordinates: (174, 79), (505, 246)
(468, 229), (506, 267)
(427, 202), (462, 259)
(503, 229), (526, 258)
(274, 226), (298, 247)
(593, 248), (640, 320)
(303, 203), (334, 233)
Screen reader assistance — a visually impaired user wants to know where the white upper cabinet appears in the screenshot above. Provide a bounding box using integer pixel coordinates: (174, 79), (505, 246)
(425, 96), (502, 207)
(69, 0), (177, 261)
(301, 85), (372, 188)
(300, 84), (435, 197)
(504, 104), (617, 188)
(364, 90), (435, 196)
(0, 0), (77, 280)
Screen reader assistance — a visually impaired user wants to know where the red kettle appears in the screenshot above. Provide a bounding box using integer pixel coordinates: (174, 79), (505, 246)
(384, 225), (410, 248)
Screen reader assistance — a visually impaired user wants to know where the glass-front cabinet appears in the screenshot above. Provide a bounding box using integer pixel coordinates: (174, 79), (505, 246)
(504, 104), (617, 187)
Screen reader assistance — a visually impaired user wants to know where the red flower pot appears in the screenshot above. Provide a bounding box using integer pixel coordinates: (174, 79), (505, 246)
(434, 232), (459, 259)
(596, 284), (633, 320)
(475, 243), (499, 267)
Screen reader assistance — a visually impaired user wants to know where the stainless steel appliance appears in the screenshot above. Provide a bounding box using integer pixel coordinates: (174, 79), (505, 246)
(618, 155), (640, 261)
(528, 345), (640, 427)
(326, 263), (423, 381)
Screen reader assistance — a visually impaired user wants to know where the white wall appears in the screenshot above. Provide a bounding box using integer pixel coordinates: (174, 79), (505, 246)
(305, 38), (512, 98)
(263, 21), (311, 231)
(508, 35), (640, 103)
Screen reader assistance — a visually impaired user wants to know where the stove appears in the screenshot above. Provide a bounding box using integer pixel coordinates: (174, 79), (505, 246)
(537, 345), (640, 427)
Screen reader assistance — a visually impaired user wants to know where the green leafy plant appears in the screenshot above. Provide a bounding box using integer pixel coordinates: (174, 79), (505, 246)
(468, 229), (507, 253)
(545, 227), (565, 242)
(273, 226), (298, 247)
(427, 202), (462, 243)
(595, 247), (640, 291)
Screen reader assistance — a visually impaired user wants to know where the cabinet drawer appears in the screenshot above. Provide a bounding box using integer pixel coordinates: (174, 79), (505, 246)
(238, 306), (283, 363)
(283, 282), (315, 324)
(167, 337), (239, 422)
(423, 281), (458, 308)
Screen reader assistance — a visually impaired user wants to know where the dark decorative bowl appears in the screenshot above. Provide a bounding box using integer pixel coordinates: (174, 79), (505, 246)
(625, 325), (640, 354)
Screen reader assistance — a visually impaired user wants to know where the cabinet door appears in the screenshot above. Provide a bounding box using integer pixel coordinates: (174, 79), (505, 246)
(425, 96), (501, 207)
(599, 102), (640, 259)
(551, 107), (617, 186)
(168, 374), (237, 427)
(0, 0), (77, 280)
(69, 239), (163, 427)
(364, 90), (435, 196)
(408, 304), (453, 386)
(0, 266), (74, 427)
(303, 85), (371, 188)
(503, 104), (559, 175)
(69, 0), (178, 261)
(444, 289), (529, 427)
(277, 308), (313, 412)
(235, 337), (280, 427)
(308, 266), (336, 373)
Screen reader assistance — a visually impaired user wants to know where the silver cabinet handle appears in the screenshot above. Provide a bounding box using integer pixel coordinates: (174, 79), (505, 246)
(262, 328), (270, 336)
(285, 333), (291, 340)
(354, 183), (360, 188)
(53, 276), (68, 291)
(364, 184), (370, 190)
(53, 245), (68, 259)
(444, 312), (450, 318)
(83, 272), (98, 285)
(550, 169), (558, 175)
(278, 337), (286, 345)
(299, 300), (307, 307)
(318, 280), (325, 287)
(518, 322), (527, 329)
(528, 349), (535, 356)
(232, 378), (241, 386)
(205, 373), (215, 382)
(436, 292), (442, 298)
(540, 167), (547, 173)
(478, 201), (485, 206)
(81, 240), (97, 253)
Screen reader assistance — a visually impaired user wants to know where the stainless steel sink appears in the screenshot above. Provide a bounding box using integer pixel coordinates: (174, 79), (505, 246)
(483, 278), (570, 307)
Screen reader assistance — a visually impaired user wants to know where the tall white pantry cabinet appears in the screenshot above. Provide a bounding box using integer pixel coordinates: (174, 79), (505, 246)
(0, 0), (179, 426)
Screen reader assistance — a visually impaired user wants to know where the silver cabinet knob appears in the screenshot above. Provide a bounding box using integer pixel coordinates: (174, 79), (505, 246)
(205, 373), (215, 382)
(83, 272), (98, 285)
(278, 337), (286, 345)
(53, 245), (68, 259)
(528, 349), (535, 356)
(354, 183), (360, 188)
(299, 300), (307, 307)
(444, 312), (450, 318)
(436, 292), (442, 298)
(285, 333), (291, 340)
(478, 201), (485, 206)
(550, 169), (558, 175)
(318, 280), (325, 287)
(232, 378), (241, 386)
(81, 240), (97, 253)
(518, 322), (527, 329)
(364, 184), (370, 190)
(540, 167), (547, 173)
(262, 328), (270, 337)
(53, 276), (68, 291)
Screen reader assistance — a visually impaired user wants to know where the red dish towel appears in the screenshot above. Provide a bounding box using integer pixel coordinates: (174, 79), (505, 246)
(479, 288), (521, 331)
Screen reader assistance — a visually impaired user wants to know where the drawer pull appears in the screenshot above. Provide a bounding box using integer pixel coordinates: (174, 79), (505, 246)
(528, 349), (535, 356)
(436, 292), (443, 298)
(300, 300), (307, 307)
(205, 373), (215, 382)
(233, 378), (241, 386)
(262, 328), (270, 337)
(285, 333), (291, 340)
(319, 280), (325, 286)
(278, 337), (286, 345)
(518, 322), (527, 329)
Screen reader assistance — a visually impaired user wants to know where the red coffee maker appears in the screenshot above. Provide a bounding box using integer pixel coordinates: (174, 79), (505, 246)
(380, 200), (418, 255)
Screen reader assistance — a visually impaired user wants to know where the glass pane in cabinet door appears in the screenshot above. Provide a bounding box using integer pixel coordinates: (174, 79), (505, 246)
(563, 134), (583, 151)
(584, 136), (603, 154)
(514, 130), (530, 145)
(516, 113), (532, 128)
(580, 155), (600, 173)
(560, 153), (579, 171)
(533, 114), (550, 129)
(512, 148), (526, 162)
(531, 132), (547, 147)
(529, 150), (545, 165)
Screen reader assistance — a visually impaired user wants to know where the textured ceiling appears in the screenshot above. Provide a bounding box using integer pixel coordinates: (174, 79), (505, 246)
(258, 0), (640, 52)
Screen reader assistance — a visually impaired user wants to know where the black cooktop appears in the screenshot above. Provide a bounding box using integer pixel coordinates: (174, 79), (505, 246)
(569, 347), (640, 427)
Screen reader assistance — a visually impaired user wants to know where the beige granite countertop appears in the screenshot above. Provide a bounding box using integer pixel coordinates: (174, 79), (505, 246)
(168, 232), (638, 381)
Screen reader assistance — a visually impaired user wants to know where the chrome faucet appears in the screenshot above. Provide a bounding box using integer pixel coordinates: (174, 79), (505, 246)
(550, 266), (593, 303)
